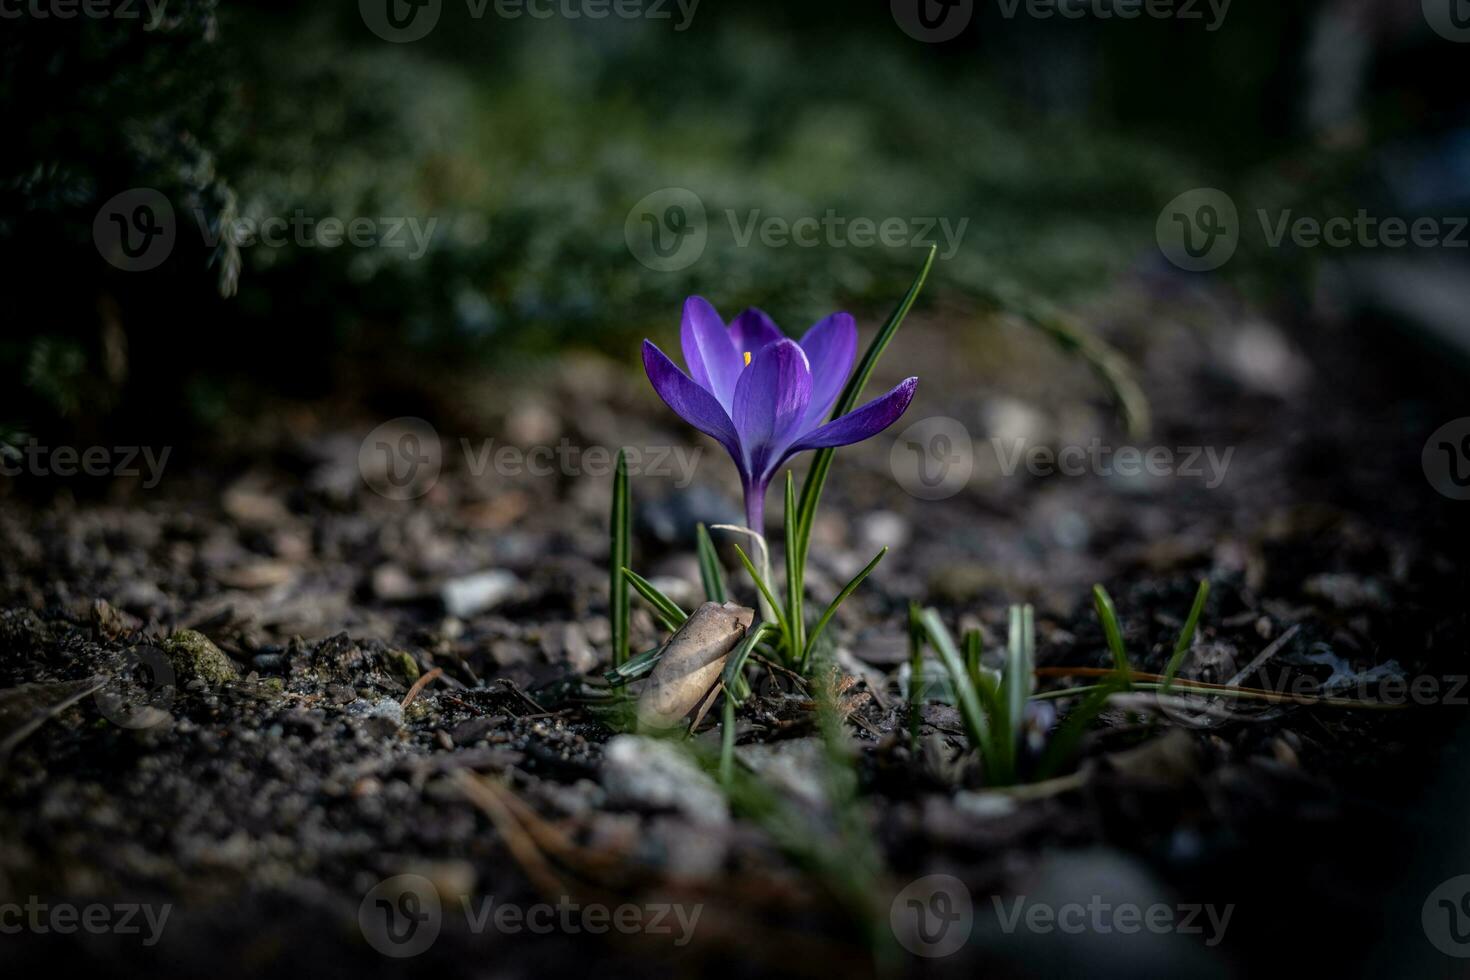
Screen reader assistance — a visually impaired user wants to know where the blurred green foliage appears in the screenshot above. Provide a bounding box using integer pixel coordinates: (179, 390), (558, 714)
(6, 0), (1448, 441)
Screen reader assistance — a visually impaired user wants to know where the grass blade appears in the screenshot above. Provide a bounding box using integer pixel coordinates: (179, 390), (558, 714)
(695, 523), (728, 604)
(731, 543), (790, 641)
(783, 472), (805, 661)
(907, 603), (925, 744)
(610, 449), (630, 668)
(917, 607), (1000, 780)
(1003, 604), (1034, 777)
(603, 644), (665, 685)
(1162, 580), (1210, 692)
(802, 547), (887, 669)
(721, 621), (780, 695)
(794, 246), (935, 574)
(964, 629), (982, 685)
(1092, 584), (1131, 688)
(623, 567), (688, 633)
(965, 629), (1002, 721)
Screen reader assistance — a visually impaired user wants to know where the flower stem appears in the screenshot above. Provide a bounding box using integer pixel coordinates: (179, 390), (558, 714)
(740, 479), (777, 624)
(743, 479), (765, 539)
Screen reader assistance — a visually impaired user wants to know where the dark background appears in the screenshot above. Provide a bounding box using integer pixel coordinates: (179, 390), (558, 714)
(3, 0), (1467, 457)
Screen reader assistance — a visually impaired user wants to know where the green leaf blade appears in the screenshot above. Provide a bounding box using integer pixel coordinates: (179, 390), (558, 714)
(794, 246), (935, 573)
(1163, 580), (1210, 691)
(610, 448), (631, 668)
(1092, 584), (1132, 688)
(803, 547), (887, 669)
(696, 523), (728, 604)
(623, 567), (689, 633)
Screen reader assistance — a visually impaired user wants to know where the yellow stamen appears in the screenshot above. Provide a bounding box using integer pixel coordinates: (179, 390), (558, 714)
(743, 351), (752, 366)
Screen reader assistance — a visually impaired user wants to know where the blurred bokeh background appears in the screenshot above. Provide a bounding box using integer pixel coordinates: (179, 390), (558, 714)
(4, 0), (1467, 455)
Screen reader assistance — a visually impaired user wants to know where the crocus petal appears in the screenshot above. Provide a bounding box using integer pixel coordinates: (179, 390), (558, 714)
(798, 312), (857, 430)
(784, 377), (918, 456)
(680, 296), (743, 410)
(731, 339), (812, 478)
(642, 340), (742, 460)
(728, 308), (785, 358)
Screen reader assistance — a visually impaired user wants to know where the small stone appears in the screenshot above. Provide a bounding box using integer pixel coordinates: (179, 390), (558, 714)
(218, 559), (296, 590)
(162, 630), (239, 686)
(372, 565), (425, 602)
(636, 484), (741, 550)
(91, 598), (141, 640)
(1303, 573), (1387, 611)
(347, 697), (403, 737)
(450, 716), (499, 745)
(441, 570), (520, 618)
(602, 735), (729, 826)
(734, 738), (829, 810)
(858, 510), (909, 552)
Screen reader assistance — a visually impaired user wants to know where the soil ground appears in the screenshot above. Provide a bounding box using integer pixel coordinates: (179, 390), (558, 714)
(1, 274), (1467, 978)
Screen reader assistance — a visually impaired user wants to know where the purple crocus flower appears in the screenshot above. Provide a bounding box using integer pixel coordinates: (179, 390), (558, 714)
(642, 296), (918, 536)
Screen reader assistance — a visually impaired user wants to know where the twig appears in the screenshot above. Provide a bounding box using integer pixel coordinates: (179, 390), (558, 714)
(1225, 624), (1301, 689)
(400, 667), (443, 708)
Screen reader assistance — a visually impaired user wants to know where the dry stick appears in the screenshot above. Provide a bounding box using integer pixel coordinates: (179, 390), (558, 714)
(1225, 623), (1301, 689)
(458, 776), (879, 970)
(1034, 666), (1404, 709)
(399, 666), (443, 708)
(457, 772), (569, 896)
